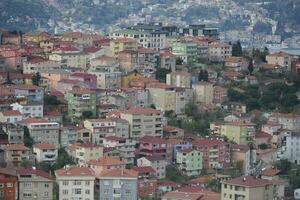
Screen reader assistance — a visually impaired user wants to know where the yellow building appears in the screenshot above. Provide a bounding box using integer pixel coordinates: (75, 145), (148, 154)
(166, 71), (191, 88)
(192, 81), (214, 104)
(23, 31), (51, 43)
(210, 121), (256, 145)
(121, 72), (144, 88)
(68, 143), (103, 166)
(110, 38), (138, 56)
(221, 176), (284, 200)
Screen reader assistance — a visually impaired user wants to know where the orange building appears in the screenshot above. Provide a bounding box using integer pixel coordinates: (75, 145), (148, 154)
(0, 168), (18, 200)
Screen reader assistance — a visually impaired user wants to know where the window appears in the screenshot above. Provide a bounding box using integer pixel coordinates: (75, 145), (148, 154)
(62, 190), (68, 195)
(7, 182), (13, 187)
(73, 180), (81, 185)
(104, 189), (109, 194)
(113, 189), (121, 194)
(85, 181), (90, 186)
(103, 180), (110, 186)
(44, 191), (49, 197)
(0, 183), (3, 188)
(85, 189), (90, 194)
(62, 181), (68, 186)
(125, 190), (131, 195)
(74, 188), (81, 195)
(24, 182), (32, 188)
(23, 193), (32, 198)
(44, 183), (49, 188)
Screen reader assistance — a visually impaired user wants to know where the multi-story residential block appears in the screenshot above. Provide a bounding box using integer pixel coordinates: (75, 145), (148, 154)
(163, 125), (185, 139)
(77, 128), (92, 143)
(69, 72), (97, 90)
(118, 50), (138, 72)
(109, 38), (138, 56)
(213, 85), (228, 103)
(166, 71), (191, 88)
(210, 121), (256, 145)
(132, 166), (157, 199)
(89, 67), (122, 89)
(17, 167), (54, 200)
(60, 125), (80, 147)
(125, 88), (149, 108)
(266, 51), (292, 71)
(159, 50), (176, 71)
(98, 169), (138, 200)
(110, 29), (150, 48)
(230, 144), (255, 175)
(84, 118), (130, 144)
(0, 168), (18, 200)
(23, 58), (58, 74)
(65, 87), (97, 122)
(11, 101), (43, 119)
(23, 31), (50, 43)
(208, 42), (232, 62)
(224, 56), (249, 71)
(1, 123), (24, 144)
(138, 136), (167, 158)
(192, 139), (230, 169)
(147, 82), (193, 115)
(67, 143), (103, 165)
(88, 157), (125, 177)
(176, 149), (203, 176)
(149, 30), (167, 51)
(33, 143), (58, 163)
(20, 118), (60, 147)
(137, 156), (167, 179)
(0, 110), (22, 123)
(2, 144), (31, 167)
(15, 84), (44, 102)
(103, 136), (136, 166)
(172, 41), (198, 63)
(192, 81), (214, 105)
(55, 166), (95, 200)
(283, 132), (300, 164)
(221, 176), (284, 200)
(119, 108), (163, 138)
(268, 113), (300, 132)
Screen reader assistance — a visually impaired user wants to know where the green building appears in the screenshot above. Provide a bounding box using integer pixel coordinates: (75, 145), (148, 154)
(65, 87), (97, 122)
(172, 41), (197, 64)
(176, 149), (203, 176)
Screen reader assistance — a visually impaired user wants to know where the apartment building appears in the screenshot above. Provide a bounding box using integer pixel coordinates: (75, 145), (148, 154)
(266, 51), (292, 71)
(138, 136), (167, 158)
(192, 81), (214, 105)
(1, 123), (24, 144)
(172, 41), (198, 63)
(88, 157), (125, 177)
(33, 143), (58, 163)
(166, 71), (192, 88)
(192, 139), (230, 169)
(98, 169), (138, 200)
(0, 110), (22, 123)
(132, 166), (157, 199)
(84, 118), (130, 144)
(110, 29), (150, 48)
(176, 149), (203, 176)
(20, 118), (60, 147)
(17, 167), (54, 200)
(119, 108), (163, 139)
(2, 144), (30, 167)
(230, 144), (254, 175)
(15, 84), (44, 102)
(137, 156), (167, 179)
(11, 101), (43, 119)
(65, 87), (97, 122)
(0, 168), (18, 200)
(268, 113), (300, 132)
(23, 58), (58, 74)
(67, 143), (103, 165)
(283, 132), (300, 164)
(60, 125), (80, 147)
(103, 136), (136, 166)
(208, 42), (232, 62)
(55, 166), (95, 200)
(89, 67), (122, 89)
(221, 176), (284, 200)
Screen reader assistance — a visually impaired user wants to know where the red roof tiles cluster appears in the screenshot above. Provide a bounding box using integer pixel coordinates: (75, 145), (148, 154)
(55, 166), (94, 177)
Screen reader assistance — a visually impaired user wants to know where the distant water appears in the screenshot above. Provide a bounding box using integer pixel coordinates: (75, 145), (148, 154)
(269, 48), (300, 56)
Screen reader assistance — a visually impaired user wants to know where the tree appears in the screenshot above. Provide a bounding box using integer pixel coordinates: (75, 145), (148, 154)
(248, 59), (254, 75)
(23, 126), (34, 148)
(52, 148), (75, 170)
(82, 111), (93, 119)
(232, 40), (243, 57)
(166, 165), (189, 183)
(150, 104), (156, 109)
(155, 67), (171, 82)
(44, 95), (60, 106)
(275, 159), (292, 172)
(176, 57), (184, 65)
(203, 70), (209, 81)
(32, 72), (41, 86)
(198, 69), (204, 81)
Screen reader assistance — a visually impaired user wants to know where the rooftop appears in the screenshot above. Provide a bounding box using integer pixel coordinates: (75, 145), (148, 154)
(17, 167), (52, 180)
(0, 110), (21, 116)
(224, 176), (275, 187)
(87, 157), (124, 166)
(55, 166), (94, 177)
(33, 143), (56, 150)
(99, 169), (138, 178)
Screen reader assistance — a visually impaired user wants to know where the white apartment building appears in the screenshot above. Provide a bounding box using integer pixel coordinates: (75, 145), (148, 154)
(55, 166), (95, 200)
(67, 143), (103, 165)
(0, 110), (22, 123)
(208, 42), (232, 62)
(284, 132), (300, 165)
(11, 102), (43, 118)
(33, 143), (58, 163)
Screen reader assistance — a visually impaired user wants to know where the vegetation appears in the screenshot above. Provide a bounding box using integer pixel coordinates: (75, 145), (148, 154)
(166, 165), (189, 183)
(44, 95), (60, 106)
(232, 40), (243, 57)
(82, 111), (94, 119)
(23, 126), (34, 148)
(31, 72), (41, 86)
(198, 69), (208, 81)
(155, 67), (171, 82)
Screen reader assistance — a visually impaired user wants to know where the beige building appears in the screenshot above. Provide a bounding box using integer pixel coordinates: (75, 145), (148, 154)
(166, 71), (191, 88)
(2, 144), (30, 167)
(120, 108), (163, 139)
(221, 176), (284, 200)
(208, 42), (232, 62)
(266, 51), (292, 71)
(192, 81), (214, 104)
(23, 58), (59, 74)
(55, 166), (95, 200)
(17, 167), (54, 200)
(67, 143), (103, 165)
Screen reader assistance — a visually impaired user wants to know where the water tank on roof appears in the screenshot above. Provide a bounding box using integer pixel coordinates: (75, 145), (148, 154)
(294, 189), (300, 199)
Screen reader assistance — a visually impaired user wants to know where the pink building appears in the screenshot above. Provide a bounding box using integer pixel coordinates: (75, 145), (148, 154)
(138, 136), (167, 159)
(87, 157), (125, 177)
(69, 72), (97, 89)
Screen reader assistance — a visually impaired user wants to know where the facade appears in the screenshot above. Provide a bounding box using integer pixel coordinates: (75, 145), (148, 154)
(33, 143), (58, 163)
(2, 144), (30, 167)
(1, 123), (24, 144)
(0, 168), (17, 200)
(65, 87), (97, 122)
(84, 118), (130, 144)
(68, 143), (103, 165)
(49, 50), (88, 69)
(55, 166), (95, 200)
(208, 42), (232, 62)
(166, 71), (191, 88)
(230, 144), (253, 175)
(268, 113), (300, 132)
(98, 169), (138, 200)
(15, 84), (44, 103)
(11, 102), (43, 119)
(132, 166), (157, 199)
(89, 68), (122, 89)
(119, 108), (163, 139)
(192, 81), (214, 104)
(17, 167), (54, 200)
(137, 156), (167, 179)
(266, 51), (292, 71)
(172, 41), (198, 63)
(60, 125), (80, 147)
(0, 110), (22, 123)
(221, 176), (284, 200)
(88, 157), (125, 177)
(224, 56), (249, 71)
(284, 132), (300, 164)
(176, 149), (203, 176)
(138, 136), (167, 158)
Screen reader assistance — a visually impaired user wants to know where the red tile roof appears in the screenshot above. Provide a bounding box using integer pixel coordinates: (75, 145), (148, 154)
(17, 167), (52, 180)
(158, 180), (178, 187)
(121, 107), (161, 115)
(179, 148), (195, 154)
(55, 166), (94, 177)
(87, 157), (124, 166)
(224, 176), (275, 187)
(33, 143), (56, 150)
(3, 144), (29, 151)
(268, 51), (290, 57)
(270, 113), (300, 119)
(0, 168), (17, 176)
(0, 110), (21, 116)
(139, 136), (166, 144)
(83, 46), (100, 53)
(192, 139), (226, 147)
(255, 131), (272, 139)
(261, 168), (281, 177)
(132, 166), (156, 174)
(99, 169), (138, 178)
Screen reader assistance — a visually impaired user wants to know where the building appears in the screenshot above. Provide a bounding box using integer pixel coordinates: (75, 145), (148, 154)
(84, 118), (130, 144)
(163, 125), (185, 139)
(208, 42), (232, 62)
(55, 166), (95, 200)
(2, 144), (31, 167)
(0, 168), (18, 200)
(192, 81), (214, 104)
(284, 132), (300, 164)
(98, 169), (138, 200)
(60, 125), (80, 147)
(213, 85), (227, 103)
(266, 51), (292, 71)
(0, 110), (22, 123)
(132, 166), (157, 199)
(33, 143), (58, 163)
(20, 118), (60, 147)
(166, 71), (191, 88)
(224, 56), (249, 71)
(162, 186), (220, 200)
(159, 50), (176, 71)
(138, 136), (167, 158)
(109, 38), (138, 56)
(1, 123), (24, 144)
(65, 87), (97, 122)
(89, 67), (122, 89)
(268, 113), (300, 132)
(103, 136), (136, 166)
(172, 41), (198, 63)
(17, 167), (54, 200)
(192, 139), (230, 169)
(23, 58), (58, 74)
(221, 176), (284, 200)
(67, 143), (103, 165)
(137, 156), (167, 179)
(176, 149), (203, 176)
(230, 144), (254, 175)
(110, 29), (150, 48)
(15, 84), (44, 103)
(119, 108), (163, 138)
(88, 157), (125, 177)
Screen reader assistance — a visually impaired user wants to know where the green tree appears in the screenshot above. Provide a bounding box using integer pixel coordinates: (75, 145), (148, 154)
(82, 111), (93, 119)
(31, 72), (41, 86)
(155, 67), (171, 82)
(275, 159), (292, 172)
(52, 148), (75, 170)
(44, 95), (60, 106)
(232, 40), (243, 57)
(227, 88), (245, 102)
(248, 59), (254, 75)
(23, 126), (34, 148)
(166, 165), (188, 183)
(176, 57), (183, 65)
